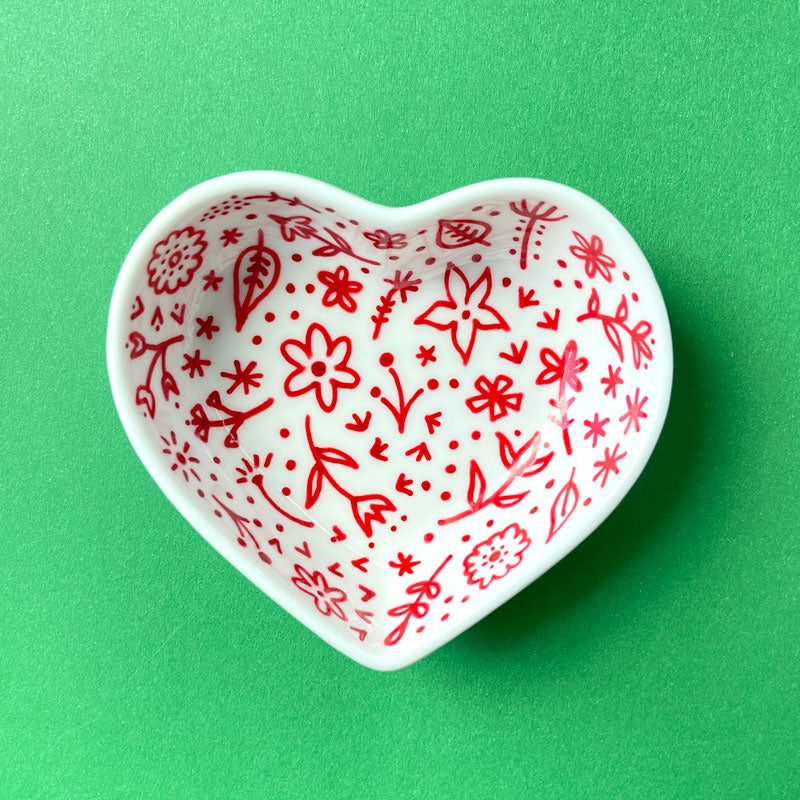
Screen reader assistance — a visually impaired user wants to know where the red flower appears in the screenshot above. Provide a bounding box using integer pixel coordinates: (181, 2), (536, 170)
(465, 374), (523, 421)
(463, 523), (531, 589)
(349, 494), (396, 537)
(280, 323), (360, 412)
(146, 227), (207, 294)
(363, 229), (407, 249)
(291, 564), (348, 620)
(415, 265), (510, 365)
(569, 231), (616, 282)
(535, 340), (588, 391)
(317, 266), (363, 313)
(268, 213), (316, 242)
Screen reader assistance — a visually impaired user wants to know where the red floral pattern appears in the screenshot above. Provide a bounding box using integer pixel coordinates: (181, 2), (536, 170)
(146, 227), (207, 294)
(463, 523), (531, 589)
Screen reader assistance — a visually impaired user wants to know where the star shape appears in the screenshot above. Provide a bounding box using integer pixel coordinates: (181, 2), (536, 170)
(620, 388), (648, 434)
(181, 349), (211, 379)
(195, 315), (220, 340)
(601, 364), (624, 398)
(583, 413), (610, 447)
(388, 552), (420, 577)
(416, 345), (436, 366)
(220, 359), (264, 395)
(202, 270), (224, 292)
(414, 265), (510, 365)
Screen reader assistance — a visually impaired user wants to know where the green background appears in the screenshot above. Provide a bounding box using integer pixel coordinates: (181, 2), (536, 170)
(2, 1), (798, 797)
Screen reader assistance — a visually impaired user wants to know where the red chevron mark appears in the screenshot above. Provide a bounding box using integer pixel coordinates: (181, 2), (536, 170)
(355, 609), (374, 624)
(350, 626), (368, 641)
(268, 538), (282, 554)
(330, 525), (347, 542)
(499, 340), (528, 365)
(131, 295), (144, 320)
(358, 584), (376, 602)
(294, 541), (311, 558)
(327, 562), (344, 577)
(351, 557), (369, 573)
(170, 302), (186, 325)
(537, 309), (560, 330)
(518, 287), (540, 308)
(396, 473), (413, 496)
(345, 411), (371, 432)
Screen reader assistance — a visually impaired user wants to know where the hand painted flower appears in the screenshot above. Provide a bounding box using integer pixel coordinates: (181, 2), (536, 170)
(280, 322), (360, 412)
(350, 493), (396, 536)
(268, 213), (316, 242)
(317, 266), (363, 313)
(535, 340), (588, 391)
(465, 374), (523, 421)
(463, 523), (531, 589)
(414, 265), (510, 365)
(569, 231), (616, 282)
(291, 564), (348, 620)
(146, 227), (207, 294)
(364, 229), (407, 249)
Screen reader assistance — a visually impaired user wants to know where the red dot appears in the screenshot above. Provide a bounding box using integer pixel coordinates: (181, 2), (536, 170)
(252, 335), (262, 345)
(427, 378), (439, 390)
(280, 428), (290, 438)
(361, 267), (370, 274)
(290, 310), (300, 320)
(286, 459), (296, 470)
(265, 312), (276, 322)
(213, 457), (221, 464)
(583, 498), (592, 506)
(424, 533), (434, 543)
(448, 440), (458, 450)
(502, 277), (512, 287)
(258, 552), (271, 563)
(557, 259), (567, 268)
(445, 464), (456, 474)
(471, 253), (482, 262)
(441, 613), (450, 621)
(421, 480), (431, 491)
(449, 378), (459, 389)
(489, 210), (500, 216)
(510, 249), (517, 255)
(237, 537), (246, 547)
(471, 430), (481, 440)
(253, 519), (262, 527)
(245, 213), (257, 220)
(574, 279), (582, 289)
(533, 253), (540, 260)
(514, 429), (521, 437)
(310, 361), (326, 377)
(425, 257), (436, 265)
(461, 310), (471, 320)
(305, 283), (315, 293)
(486, 519), (494, 527)
(368, 541), (375, 548)
(400, 514), (407, 521)
(461, 534), (470, 542)
(545, 479), (555, 489)
(554, 279), (562, 288)
(379, 352), (394, 367)
(286, 283), (296, 293)
(281, 487), (291, 496)
(276, 523), (284, 532)
(390, 525), (397, 532)
(632, 292), (639, 302)
(291, 253), (302, 262)
(370, 386), (381, 398)
(535, 240), (541, 246)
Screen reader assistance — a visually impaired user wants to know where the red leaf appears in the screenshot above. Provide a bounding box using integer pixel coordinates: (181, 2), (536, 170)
(305, 463), (323, 509)
(135, 385), (155, 418)
(467, 460), (486, 507)
(128, 332), (147, 358)
(495, 432), (517, 469)
(435, 218), (492, 248)
(602, 320), (625, 363)
(233, 229), (281, 332)
(311, 244), (339, 258)
(615, 294), (629, 323)
(587, 288), (600, 316)
(316, 447), (358, 469)
(547, 468), (579, 542)
(493, 491), (529, 508)
(521, 449), (554, 477)
(160, 370), (179, 400)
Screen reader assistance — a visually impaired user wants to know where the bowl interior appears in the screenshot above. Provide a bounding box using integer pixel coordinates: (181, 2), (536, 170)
(109, 175), (670, 668)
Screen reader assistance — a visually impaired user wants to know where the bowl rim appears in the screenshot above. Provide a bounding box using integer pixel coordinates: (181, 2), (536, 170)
(107, 171), (673, 671)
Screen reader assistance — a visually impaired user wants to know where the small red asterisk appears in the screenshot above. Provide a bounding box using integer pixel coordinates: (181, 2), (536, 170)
(583, 413), (610, 447)
(181, 349), (211, 378)
(196, 316), (220, 340)
(220, 228), (243, 247)
(388, 551), (420, 576)
(202, 270), (223, 291)
(601, 365), (623, 398)
(620, 388), (648, 433)
(220, 359), (264, 395)
(593, 443), (627, 487)
(416, 345), (436, 366)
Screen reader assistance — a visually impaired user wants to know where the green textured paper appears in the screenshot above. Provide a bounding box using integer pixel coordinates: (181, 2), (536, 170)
(1, 2), (798, 797)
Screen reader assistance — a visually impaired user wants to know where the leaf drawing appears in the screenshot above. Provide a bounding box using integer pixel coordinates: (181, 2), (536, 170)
(233, 229), (281, 332)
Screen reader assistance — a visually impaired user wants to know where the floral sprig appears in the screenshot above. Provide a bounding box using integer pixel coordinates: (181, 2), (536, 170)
(384, 555), (452, 646)
(304, 416), (396, 537)
(189, 390), (274, 448)
(371, 270), (421, 340)
(243, 192), (321, 213)
(128, 332), (184, 418)
(437, 432), (553, 526)
(577, 289), (653, 369)
(212, 493), (271, 563)
(236, 453), (314, 528)
(268, 214), (379, 266)
(508, 199), (568, 271)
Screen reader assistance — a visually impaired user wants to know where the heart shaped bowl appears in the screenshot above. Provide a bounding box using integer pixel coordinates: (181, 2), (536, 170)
(108, 172), (672, 670)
